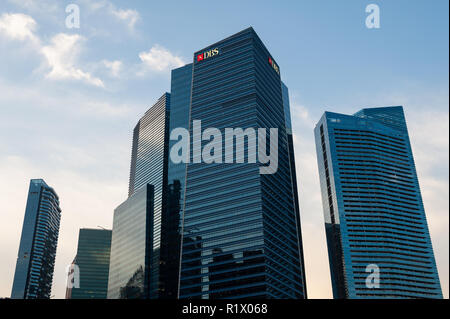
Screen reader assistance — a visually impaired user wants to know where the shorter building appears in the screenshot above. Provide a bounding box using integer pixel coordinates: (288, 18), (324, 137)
(107, 184), (155, 299)
(66, 228), (112, 299)
(11, 179), (62, 299)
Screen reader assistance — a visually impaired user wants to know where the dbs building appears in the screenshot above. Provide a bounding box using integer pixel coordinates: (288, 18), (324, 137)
(176, 27), (306, 299)
(108, 27), (307, 299)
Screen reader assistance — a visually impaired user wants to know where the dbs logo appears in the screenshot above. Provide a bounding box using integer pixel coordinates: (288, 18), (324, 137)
(197, 48), (219, 62)
(268, 56), (280, 75)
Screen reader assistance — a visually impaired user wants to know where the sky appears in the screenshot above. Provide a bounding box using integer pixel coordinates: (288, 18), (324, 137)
(0, 0), (448, 299)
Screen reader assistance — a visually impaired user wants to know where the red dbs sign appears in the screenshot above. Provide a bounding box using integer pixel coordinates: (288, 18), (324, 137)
(197, 54), (204, 62)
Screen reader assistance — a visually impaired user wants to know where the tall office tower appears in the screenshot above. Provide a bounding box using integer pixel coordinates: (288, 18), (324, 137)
(11, 179), (61, 299)
(177, 27), (307, 299)
(108, 94), (170, 299)
(314, 106), (442, 299)
(66, 228), (112, 299)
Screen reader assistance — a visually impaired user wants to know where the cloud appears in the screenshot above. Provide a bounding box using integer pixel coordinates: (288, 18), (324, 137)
(0, 79), (133, 119)
(0, 13), (104, 87)
(111, 8), (140, 30)
(41, 33), (104, 87)
(0, 13), (39, 43)
(81, 101), (131, 116)
(102, 60), (123, 78)
(291, 101), (313, 124)
(81, 0), (140, 31)
(139, 45), (186, 74)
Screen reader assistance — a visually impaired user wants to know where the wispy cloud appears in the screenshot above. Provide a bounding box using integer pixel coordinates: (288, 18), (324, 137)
(111, 8), (140, 30)
(81, 0), (140, 32)
(291, 101), (313, 125)
(0, 79), (133, 118)
(102, 60), (123, 78)
(0, 13), (39, 43)
(0, 13), (104, 87)
(139, 44), (186, 74)
(41, 33), (104, 87)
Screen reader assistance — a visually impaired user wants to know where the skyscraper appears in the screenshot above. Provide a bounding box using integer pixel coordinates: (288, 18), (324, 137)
(129, 93), (171, 198)
(177, 27), (307, 299)
(110, 27), (307, 299)
(11, 179), (61, 299)
(66, 228), (112, 299)
(108, 93), (170, 299)
(314, 106), (442, 299)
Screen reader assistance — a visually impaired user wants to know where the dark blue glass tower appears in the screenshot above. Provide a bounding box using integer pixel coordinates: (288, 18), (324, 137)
(177, 27), (307, 299)
(67, 228), (112, 299)
(314, 106), (442, 298)
(112, 28), (306, 299)
(11, 179), (61, 299)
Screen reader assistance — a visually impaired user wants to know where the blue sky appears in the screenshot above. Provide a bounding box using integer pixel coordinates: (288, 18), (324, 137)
(0, 0), (448, 298)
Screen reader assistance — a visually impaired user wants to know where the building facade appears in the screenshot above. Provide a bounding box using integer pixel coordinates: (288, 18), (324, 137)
(108, 93), (171, 299)
(11, 179), (62, 299)
(107, 184), (155, 299)
(314, 106), (442, 298)
(161, 64), (193, 298)
(177, 27), (307, 299)
(67, 228), (112, 299)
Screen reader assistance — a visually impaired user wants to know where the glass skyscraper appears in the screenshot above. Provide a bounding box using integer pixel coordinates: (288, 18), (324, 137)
(177, 27), (306, 299)
(314, 106), (442, 299)
(11, 179), (61, 299)
(108, 93), (170, 299)
(110, 27), (307, 299)
(67, 228), (112, 299)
